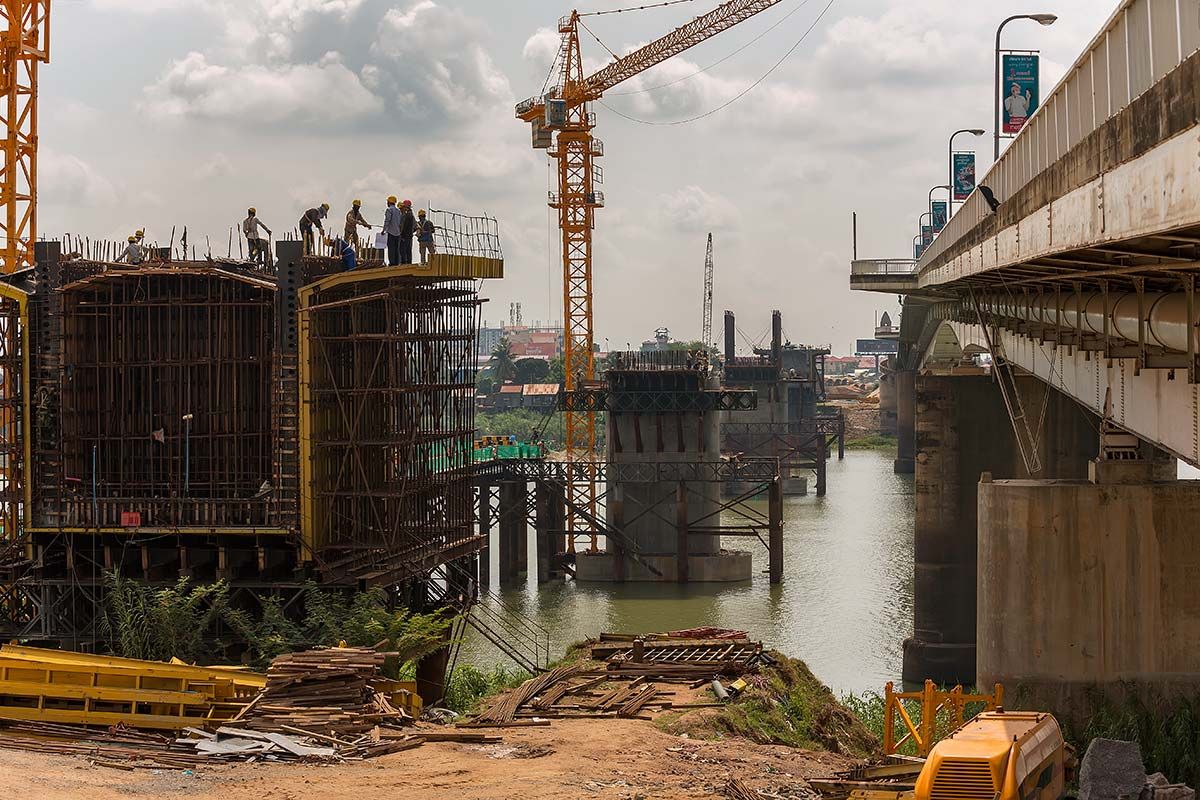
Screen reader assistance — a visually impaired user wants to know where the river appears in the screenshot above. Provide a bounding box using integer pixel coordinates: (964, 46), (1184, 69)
(459, 449), (915, 697)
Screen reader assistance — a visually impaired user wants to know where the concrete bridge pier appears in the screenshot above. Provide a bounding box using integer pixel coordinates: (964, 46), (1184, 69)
(978, 448), (1200, 720)
(497, 481), (528, 586)
(894, 369), (915, 474)
(903, 372), (1096, 685)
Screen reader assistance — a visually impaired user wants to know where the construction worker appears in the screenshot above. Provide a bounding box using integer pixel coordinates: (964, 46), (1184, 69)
(326, 236), (357, 271)
(416, 209), (437, 265)
(382, 196), (401, 266)
(242, 207), (272, 267)
(299, 203), (329, 254)
(116, 235), (145, 265)
(344, 199), (372, 245)
(399, 200), (416, 265)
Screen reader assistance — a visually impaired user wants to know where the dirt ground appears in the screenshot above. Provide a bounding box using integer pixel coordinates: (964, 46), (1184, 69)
(0, 715), (855, 800)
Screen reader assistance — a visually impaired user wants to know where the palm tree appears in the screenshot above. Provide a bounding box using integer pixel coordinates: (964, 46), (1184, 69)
(488, 337), (518, 384)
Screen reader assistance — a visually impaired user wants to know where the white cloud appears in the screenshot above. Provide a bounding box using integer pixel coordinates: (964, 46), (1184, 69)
(39, 151), (119, 208)
(194, 152), (233, 180)
(659, 186), (740, 233)
(142, 51), (382, 124)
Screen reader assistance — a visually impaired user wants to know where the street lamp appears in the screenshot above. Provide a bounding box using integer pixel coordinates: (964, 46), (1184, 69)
(995, 13), (1057, 159)
(949, 128), (985, 205)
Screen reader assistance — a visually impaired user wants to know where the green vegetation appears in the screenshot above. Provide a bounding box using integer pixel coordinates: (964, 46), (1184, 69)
(475, 407), (605, 452)
(1063, 693), (1200, 788)
(101, 573), (453, 671)
(657, 654), (878, 756)
(845, 434), (898, 451)
(443, 664), (531, 714)
(840, 689), (988, 757)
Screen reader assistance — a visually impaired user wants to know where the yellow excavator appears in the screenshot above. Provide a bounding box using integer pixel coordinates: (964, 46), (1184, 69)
(914, 710), (1068, 800)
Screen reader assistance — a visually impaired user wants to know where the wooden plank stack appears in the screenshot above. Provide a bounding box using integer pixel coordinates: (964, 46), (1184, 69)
(239, 647), (409, 738)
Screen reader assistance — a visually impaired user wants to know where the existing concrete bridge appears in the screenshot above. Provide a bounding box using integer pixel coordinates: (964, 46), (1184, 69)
(852, 0), (1200, 715)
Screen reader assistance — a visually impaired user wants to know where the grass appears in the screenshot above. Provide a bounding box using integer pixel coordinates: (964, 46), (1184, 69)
(845, 434), (898, 451)
(443, 664), (532, 715)
(840, 689), (989, 757)
(658, 653), (878, 757)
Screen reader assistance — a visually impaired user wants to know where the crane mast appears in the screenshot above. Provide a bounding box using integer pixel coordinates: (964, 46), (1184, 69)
(701, 233), (714, 348)
(516, 0), (783, 551)
(0, 0), (50, 274)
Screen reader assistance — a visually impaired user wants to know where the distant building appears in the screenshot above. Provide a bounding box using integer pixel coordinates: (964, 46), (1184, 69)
(479, 320), (564, 364)
(523, 383), (560, 410)
(493, 383), (525, 410)
(640, 327), (675, 352)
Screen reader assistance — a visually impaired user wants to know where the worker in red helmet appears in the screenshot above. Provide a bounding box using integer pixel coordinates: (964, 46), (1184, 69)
(398, 200), (416, 265)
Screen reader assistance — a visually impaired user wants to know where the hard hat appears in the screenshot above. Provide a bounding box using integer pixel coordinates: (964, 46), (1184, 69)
(127, 235), (136, 242)
(353, 199), (362, 207)
(418, 209), (426, 216)
(320, 202), (330, 210)
(387, 195), (397, 204)
(402, 199), (412, 207)
(248, 207), (256, 215)
(135, 229), (145, 237)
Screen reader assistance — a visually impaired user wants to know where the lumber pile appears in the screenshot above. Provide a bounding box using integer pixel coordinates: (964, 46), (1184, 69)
(239, 647), (411, 738)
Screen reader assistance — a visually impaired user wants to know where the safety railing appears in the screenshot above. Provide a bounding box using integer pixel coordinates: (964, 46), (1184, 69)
(921, 0), (1200, 271)
(851, 259), (917, 276)
(883, 680), (1005, 757)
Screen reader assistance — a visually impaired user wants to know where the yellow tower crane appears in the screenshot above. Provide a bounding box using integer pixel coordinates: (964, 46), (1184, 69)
(516, 0), (783, 549)
(0, 0), (50, 273)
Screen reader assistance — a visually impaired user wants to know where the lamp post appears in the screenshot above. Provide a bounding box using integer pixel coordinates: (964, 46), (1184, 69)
(949, 128), (985, 205)
(995, 14), (1057, 159)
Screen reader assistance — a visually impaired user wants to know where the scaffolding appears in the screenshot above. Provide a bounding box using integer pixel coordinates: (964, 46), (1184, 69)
(300, 273), (483, 586)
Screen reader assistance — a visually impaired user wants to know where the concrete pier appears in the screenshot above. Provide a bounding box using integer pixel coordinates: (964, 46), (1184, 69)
(978, 475), (1200, 716)
(903, 372), (1096, 685)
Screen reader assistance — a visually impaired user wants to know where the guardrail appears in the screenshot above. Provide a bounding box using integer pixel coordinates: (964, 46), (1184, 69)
(851, 259), (917, 276)
(920, 0), (1200, 272)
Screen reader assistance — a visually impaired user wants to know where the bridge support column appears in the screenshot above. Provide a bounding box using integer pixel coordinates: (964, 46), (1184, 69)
(477, 484), (492, 592)
(978, 464), (1200, 723)
(903, 373), (1097, 685)
(498, 481), (527, 586)
(894, 369), (915, 474)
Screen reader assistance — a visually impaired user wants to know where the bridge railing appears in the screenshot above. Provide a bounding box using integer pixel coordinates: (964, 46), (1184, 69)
(920, 0), (1200, 272)
(851, 259), (917, 276)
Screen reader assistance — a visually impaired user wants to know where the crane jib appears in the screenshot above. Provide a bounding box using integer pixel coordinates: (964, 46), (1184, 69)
(584, 0), (784, 97)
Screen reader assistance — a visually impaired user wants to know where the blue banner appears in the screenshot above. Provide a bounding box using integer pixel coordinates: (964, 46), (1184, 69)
(932, 201), (948, 232)
(914, 241), (922, 259)
(1002, 53), (1040, 134)
(952, 152), (976, 200)
(921, 225), (934, 248)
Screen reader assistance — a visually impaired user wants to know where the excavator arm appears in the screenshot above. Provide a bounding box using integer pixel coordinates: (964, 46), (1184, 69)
(583, 0), (783, 98)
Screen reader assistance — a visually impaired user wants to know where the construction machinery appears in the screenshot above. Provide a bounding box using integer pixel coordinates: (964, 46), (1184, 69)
(913, 711), (1068, 800)
(0, 0), (50, 274)
(516, 0), (784, 549)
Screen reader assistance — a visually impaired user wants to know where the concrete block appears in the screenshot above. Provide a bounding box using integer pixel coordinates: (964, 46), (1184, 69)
(1080, 739), (1146, 800)
(1142, 775), (1195, 800)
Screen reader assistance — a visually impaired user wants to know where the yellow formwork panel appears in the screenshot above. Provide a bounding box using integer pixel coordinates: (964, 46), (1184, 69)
(0, 705), (223, 731)
(0, 645), (267, 690)
(0, 678), (212, 706)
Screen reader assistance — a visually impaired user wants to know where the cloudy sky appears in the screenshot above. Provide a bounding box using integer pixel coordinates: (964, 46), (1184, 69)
(42, 0), (1113, 353)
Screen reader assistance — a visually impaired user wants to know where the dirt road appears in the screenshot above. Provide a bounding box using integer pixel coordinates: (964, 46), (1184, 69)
(0, 716), (854, 799)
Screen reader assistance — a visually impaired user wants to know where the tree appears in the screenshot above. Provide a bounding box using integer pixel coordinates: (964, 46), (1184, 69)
(515, 358), (550, 384)
(547, 354), (565, 383)
(488, 337), (517, 384)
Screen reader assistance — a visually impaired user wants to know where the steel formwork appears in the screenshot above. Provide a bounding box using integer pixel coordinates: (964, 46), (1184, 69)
(300, 273), (483, 586)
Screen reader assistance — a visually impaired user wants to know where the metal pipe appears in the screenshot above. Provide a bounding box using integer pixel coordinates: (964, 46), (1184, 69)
(979, 290), (1196, 353)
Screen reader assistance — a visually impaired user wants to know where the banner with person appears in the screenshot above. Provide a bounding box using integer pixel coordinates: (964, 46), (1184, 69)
(921, 225), (934, 249)
(952, 152), (976, 200)
(932, 201), (948, 232)
(1002, 53), (1040, 134)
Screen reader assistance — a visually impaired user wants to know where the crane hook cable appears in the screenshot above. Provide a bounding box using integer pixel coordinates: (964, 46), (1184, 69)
(598, 0), (836, 126)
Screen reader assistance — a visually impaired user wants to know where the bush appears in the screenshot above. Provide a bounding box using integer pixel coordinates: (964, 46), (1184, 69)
(443, 664), (531, 714)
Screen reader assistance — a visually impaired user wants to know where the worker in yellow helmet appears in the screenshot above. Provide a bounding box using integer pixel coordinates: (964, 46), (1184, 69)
(299, 203), (329, 254)
(382, 196), (402, 266)
(117, 234), (146, 265)
(344, 199), (372, 246)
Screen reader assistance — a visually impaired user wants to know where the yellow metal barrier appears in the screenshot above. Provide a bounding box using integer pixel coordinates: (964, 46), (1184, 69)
(883, 680), (1004, 757)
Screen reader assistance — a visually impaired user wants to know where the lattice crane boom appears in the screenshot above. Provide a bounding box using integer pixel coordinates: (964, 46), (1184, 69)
(701, 232), (714, 347)
(0, 0), (50, 274)
(516, 0), (782, 550)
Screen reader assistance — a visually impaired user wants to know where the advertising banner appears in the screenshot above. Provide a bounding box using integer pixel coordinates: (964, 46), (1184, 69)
(932, 201), (948, 232)
(952, 152), (976, 200)
(1002, 53), (1039, 134)
(914, 241), (923, 259)
(921, 225), (934, 248)
(856, 338), (900, 356)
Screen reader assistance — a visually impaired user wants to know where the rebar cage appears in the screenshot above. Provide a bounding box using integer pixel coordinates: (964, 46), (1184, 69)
(45, 267), (278, 529)
(0, 292), (24, 547)
(302, 275), (483, 585)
